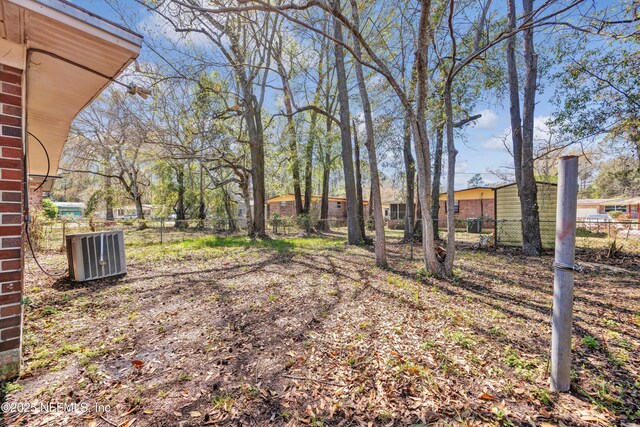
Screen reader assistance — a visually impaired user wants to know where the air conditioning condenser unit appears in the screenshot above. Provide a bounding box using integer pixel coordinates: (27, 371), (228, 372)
(66, 230), (126, 281)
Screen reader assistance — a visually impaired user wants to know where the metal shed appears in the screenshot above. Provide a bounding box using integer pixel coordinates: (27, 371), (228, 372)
(494, 182), (557, 248)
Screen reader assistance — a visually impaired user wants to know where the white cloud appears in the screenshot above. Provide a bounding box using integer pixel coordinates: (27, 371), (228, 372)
(473, 109), (499, 129)
(480, 115), (552, 151)
(481, 127), (511, 151)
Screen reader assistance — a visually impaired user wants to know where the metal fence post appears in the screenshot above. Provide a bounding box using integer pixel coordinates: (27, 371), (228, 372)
(551, 155), (579, 392)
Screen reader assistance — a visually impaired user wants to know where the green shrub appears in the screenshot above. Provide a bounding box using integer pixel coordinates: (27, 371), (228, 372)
(42, 198), (58, 219)
(608, 211), (624, 219)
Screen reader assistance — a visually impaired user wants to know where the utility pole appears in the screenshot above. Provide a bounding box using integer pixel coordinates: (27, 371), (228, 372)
(550, 155), (579, 392)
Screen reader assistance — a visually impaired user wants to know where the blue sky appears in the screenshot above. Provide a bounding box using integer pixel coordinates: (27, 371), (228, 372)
(72, 0), (563, 189)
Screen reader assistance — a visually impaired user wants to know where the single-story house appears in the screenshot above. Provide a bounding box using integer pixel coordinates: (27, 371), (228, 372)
(113, 204), (154, 219)
(383, 201), (408, 221)
(494, 182), (557, 248)
(266, 194), (368, 220)
(0, 0), (141, 379)
(438, 186), (495, 229)
(54, 201), (85, 217)
(578, 197), (640, 219)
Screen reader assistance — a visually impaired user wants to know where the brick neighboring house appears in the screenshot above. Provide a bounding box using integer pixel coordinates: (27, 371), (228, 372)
(578, 197), (640, 219)
(438, 187), (495, 229)
(266, 194), (368, 220)
(0, 0), (141, 380)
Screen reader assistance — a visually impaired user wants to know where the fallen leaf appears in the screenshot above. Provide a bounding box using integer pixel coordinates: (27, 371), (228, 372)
(479, 392), (496, 401)
(189, 411), (202, 417)
(131, 360), (145, 368)
(143, 409), (153, 414)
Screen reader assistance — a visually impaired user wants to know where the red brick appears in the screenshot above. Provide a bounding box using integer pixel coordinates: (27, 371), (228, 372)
(1, 126), (21, 138)
(0, 203), (20, 214)
(1, 326), (21, 340)
(1, 169), (22, 181)
(0, 115), (20, 127)
(1, 281), (20, 293)
(0, 315), (20, 329)
(0, 93), (20, 106)
(0, 304), (21, 317)
(1, 214), (21, 225)
(0, 249), (20, 259)
(0, 159), (21, 170)
(1, 83), (20, 96)
(2, 191), (22, 202)
(1, 260), (20, 271)
(0, 225), (22, 237)
(0, 181), (22, 191)
(1, 147), (22, 159)
(1, 65), (22, 75)
(2, 237), (21, 248)
(438, 198), (495, 229)
(0, 291), (20, 304)
(0, 72), (20, 85)
(0, 136), (22, 148)
(2, 105), (21, 117)
(0, 338), (19, 351)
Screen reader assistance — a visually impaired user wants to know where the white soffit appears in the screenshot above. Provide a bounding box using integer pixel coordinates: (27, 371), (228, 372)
(0, 0), (142, 176)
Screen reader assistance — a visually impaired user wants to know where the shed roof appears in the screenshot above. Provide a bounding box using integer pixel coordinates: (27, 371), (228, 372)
(53, 201), (84, 208)
(0, 0), (142, 177)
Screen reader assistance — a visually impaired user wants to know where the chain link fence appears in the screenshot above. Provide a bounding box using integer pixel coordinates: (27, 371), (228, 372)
(29, 215), (356, 253)
(449, 218), (640, 255)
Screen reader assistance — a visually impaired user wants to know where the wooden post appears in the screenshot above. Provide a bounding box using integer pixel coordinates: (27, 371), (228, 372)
(160, 218), (164, 245)
(550, 155), (579, 392)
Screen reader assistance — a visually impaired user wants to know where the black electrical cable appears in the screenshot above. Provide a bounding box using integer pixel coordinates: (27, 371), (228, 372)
(25, 134), (67, 277)
(27, 132), (50, 193)
(25, 225), (68, 277)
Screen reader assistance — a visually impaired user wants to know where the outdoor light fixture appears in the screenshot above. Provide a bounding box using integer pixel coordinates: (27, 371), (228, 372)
(127, 84), (152, 99)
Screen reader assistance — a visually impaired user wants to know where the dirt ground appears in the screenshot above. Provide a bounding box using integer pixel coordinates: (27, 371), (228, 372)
(1, 230), (639, 426)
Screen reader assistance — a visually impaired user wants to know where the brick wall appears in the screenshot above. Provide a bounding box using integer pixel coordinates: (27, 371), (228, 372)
(438, 198), (495, 229)
(0, 64), (23, 380)
(267, 199), (352, 219)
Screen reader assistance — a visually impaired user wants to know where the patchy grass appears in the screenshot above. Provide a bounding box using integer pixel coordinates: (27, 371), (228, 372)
(2, 228), (639, 426)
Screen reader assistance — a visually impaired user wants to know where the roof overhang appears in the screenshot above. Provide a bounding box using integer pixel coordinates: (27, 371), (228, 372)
(0, 0), (142, 177)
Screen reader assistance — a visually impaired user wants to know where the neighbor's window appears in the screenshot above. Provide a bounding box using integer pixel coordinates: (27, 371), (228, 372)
(336, 201), (342, 208)
(444, 200), (460, 213)
(604, 205), (626, 213)
(280, 201), (287, 208)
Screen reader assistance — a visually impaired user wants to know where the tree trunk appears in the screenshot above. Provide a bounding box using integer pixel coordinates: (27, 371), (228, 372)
(507, 0), (542, 256)
(431, 122), (444, 241)
(332, 2), (363, 245)
(353, 121), (366, 238)
(105, 176), (114, 221)
(240, 174), (253, 234)
(319, 152), (331, 231)
(277, 53), (303, 215)
(133, 189), (145, 221)
(443, 85), (457, 276)
(198, 162), (206, 223)
(222, 186), (237, 233)
(403, 115), (415, 241)
(411, 0), (443, 275)
(174, 165), (186, 228)
(246, 95), (267, 238)
(350, 0), (386, 265)
(304, 110), (317, 213)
